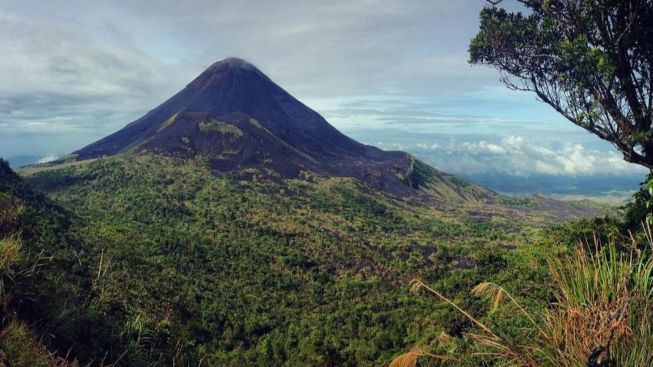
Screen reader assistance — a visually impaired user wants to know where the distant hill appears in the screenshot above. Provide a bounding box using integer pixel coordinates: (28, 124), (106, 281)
(463, 173), (642, 197)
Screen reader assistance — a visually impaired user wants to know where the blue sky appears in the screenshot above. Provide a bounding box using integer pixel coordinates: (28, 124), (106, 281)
(0, 0), (648, 192)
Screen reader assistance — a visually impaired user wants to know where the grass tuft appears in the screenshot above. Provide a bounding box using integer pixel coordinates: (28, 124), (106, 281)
(401, 224), (653, 366)
(0, 235), (22, 273)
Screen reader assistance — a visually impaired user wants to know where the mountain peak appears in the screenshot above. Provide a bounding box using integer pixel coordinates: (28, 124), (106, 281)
(209, 57), (257, 71)
(71, 58), (431, 195)
(187, 57), (264, 90)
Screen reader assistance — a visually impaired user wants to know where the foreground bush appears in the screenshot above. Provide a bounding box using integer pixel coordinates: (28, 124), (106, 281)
(401, 225), (653, 366)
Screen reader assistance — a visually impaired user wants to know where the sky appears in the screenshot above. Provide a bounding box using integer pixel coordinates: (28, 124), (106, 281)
(0, 0), (648, 194)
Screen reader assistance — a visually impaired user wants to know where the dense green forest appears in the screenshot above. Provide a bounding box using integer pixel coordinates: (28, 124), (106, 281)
(0, 153), (632, 366)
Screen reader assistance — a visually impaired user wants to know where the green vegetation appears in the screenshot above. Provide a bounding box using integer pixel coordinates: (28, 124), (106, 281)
(407, 225), (653, 366)
(4, 152), (590, 366)
(2, 151), (645, 366)
(198, 119), (244, 138)
(398, 157), (435, 189)
(498, 195), (538, 208)
(158, 112), (180, 132)
(469, 0), (653, 169)
(249, 117), (264, 129)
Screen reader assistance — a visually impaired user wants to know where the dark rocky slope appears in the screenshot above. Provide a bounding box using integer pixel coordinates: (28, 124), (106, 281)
(71, 58), (468, 197)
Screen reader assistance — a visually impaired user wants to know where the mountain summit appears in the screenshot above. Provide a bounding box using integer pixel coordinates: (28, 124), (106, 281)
(72, 58), (448, 195)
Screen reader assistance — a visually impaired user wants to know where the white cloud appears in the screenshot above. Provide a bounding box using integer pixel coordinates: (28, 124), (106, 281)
(37, 153), (59, 164)
(504, 135), (524, 147)
(369, 133), (649, 178)
(416, 142), (440, 150)
(488, 136), (645, 177)
(464, 141), (507, 155)
(0, 11), (182, 142)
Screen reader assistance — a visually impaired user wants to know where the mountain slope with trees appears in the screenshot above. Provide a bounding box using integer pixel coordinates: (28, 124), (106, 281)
(2, 149), (599, 366)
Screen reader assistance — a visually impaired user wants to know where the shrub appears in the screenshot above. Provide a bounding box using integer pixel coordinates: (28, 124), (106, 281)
(401, 225), (653, 366)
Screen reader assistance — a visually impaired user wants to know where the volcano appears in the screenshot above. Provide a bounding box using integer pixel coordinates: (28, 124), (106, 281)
(72, 58), (443, 195)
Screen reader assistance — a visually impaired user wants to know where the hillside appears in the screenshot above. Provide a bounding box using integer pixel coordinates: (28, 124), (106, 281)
(15, 152), (601, 366)
(0, 159), (119, 365)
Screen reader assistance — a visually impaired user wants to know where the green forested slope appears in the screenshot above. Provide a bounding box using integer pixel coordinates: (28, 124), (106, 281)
(6, 153), (602, 365)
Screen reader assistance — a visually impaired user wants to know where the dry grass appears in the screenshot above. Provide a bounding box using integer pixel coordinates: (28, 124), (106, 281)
(0, 320), (77, 367)
(396, 225), (653, 366)
(389, 347), (453, 367)
(389, 348), (421, 367)
(0, 236), (22, 274)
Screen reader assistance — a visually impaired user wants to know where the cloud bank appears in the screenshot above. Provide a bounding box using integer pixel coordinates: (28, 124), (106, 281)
(350, 130), (648, 179)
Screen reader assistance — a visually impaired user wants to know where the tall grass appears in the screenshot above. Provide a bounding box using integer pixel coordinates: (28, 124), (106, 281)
(1, 212), (77, 366)
(397, 225), (653, 366)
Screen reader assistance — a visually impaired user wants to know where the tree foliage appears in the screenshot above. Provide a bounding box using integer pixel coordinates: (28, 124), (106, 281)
(10, 154), (578, 366)
(470, 0), (653, 169)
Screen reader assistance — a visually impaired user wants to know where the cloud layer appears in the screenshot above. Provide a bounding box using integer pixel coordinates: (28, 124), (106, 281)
(348, 129), (648, 179)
